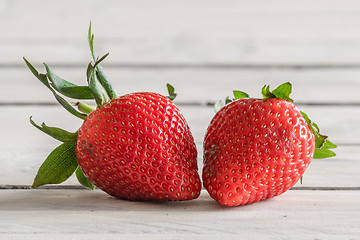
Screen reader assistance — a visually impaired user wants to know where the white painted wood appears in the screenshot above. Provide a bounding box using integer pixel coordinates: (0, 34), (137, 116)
(3, 67), (360, 104)
(1, 0), (360, 65)
(0, 189), (359, 239)
(0, 105), (353, 148)
(0, 106), (357, 187)
(1, 0), (358, 235)
(1, 145), (357, 188)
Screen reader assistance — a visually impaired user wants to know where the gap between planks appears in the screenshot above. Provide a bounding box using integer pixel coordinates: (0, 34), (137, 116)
(6, 63), (360, 69)
(1, 185), (359, 191)
(1, 102), (360, 107)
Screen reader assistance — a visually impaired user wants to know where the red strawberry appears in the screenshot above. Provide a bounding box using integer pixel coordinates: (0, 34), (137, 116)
(76, 92), (201, 201)
(203, 83), (336, 206)
(25, 24), (201, 201)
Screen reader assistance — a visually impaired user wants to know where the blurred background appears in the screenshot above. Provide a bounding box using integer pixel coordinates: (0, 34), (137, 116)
(2, 0), (360, 104)
(1, 0), (359, 186)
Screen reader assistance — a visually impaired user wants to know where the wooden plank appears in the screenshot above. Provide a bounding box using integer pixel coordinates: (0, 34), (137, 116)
(0, 105), (355, 146)
(1, 146), (356, 188)
(0, 106), (358, 187)
(1, 0), (360, 65)
(0, 189), (359, 239)
(3, 67), (360, 104)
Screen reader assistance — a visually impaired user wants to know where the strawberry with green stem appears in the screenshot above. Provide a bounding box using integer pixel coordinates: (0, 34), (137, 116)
(25, 24), (201, 201)
(203, 82), (336, 206)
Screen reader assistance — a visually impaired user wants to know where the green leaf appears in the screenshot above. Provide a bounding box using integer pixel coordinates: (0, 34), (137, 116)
(166, 83), (177, 101)
(76, 166), (95, 190)
(323, 139), (337, 149)
(233, 90), (249, 100)
(44, 63), (94, 100)
(300, 110), (310, 122)
(214, 100), (223, 113)
(23, 57), (87, 120)
(88, 22), (96, 62)
(262, 85), (275, 99)
(23, 57), (49, 86)
(32, 142), (78, 188)
(96, 65), (118, 100)
(271, 82), (293, 102)
(53, 94), (88, 120)
(30, 117), (78, 143)
(300, 111), (337, 159)
(261, 82), (293, 102)
(88, 23), (117, 100)
(225, 96), (233, 104)
(59, 86), (95, 99)
(87, 62), (110, 108)
(314, 147), (336, 159)
(314, 133), (328, 149)
(23, 57), (41, 78)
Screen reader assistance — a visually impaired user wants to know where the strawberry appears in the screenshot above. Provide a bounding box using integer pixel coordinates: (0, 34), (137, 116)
(76, 92), (200, 200)
(203, 83), (336, 206)
(25, 24), (201, 201)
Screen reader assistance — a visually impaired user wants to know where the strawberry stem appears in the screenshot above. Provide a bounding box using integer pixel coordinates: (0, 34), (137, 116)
(88, 23), (118, 101)
(75, 102), (95, 114)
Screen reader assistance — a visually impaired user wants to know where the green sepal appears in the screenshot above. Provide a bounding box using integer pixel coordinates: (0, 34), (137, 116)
(322, 139), (337, 149)
(313, 147), (336, 159)
(300, 111), (337, 159)
(88, 23), (117, 100)
(225, 96), (233, 104)
(271, 82), (293, 102)
(233, 90), (249, 100)
(86, 60), (111, 108)
(96, 65), (118, 100)
(30, 117), (78, 143)
(214, 90), (249, 112)
(166, 83), (177, 101)
(214, 100), (223, 113)
(262, 82), (293, 102)
(59, 86), (95, 100)
(76, 166), (95, 190)
(23, 57), (87, 120)
(32, 142), (78, 188)
(52, 93), (87, 120)
(88, 22), (97, 62)
(44, 63), (94, 100)
(262, 85), (276, 99)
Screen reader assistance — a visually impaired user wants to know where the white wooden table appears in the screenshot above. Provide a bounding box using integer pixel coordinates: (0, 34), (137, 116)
(0, 1), (359, 239)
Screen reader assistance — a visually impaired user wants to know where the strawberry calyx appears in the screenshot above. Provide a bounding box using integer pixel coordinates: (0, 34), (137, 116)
(30, 116), (78, 143)
(300, 111), (337, 159)
(88, 23), (118, 102)
(86, 52), (112, 107)
(25, 23), (179, 190)
(216, 82), (336, 159)
(23, 57), (88, 120)
(262, 82), (293, 102)
(24, 24), (119, 189)
(166, 83), (177, 100)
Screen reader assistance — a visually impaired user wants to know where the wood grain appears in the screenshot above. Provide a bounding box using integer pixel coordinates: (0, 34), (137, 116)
(0, 106), (357, 187)
(0, 189), (359, 239)
(3, 68), (360, 104)
(1, 0), (360, 65)
(0, 1), (358, 237)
